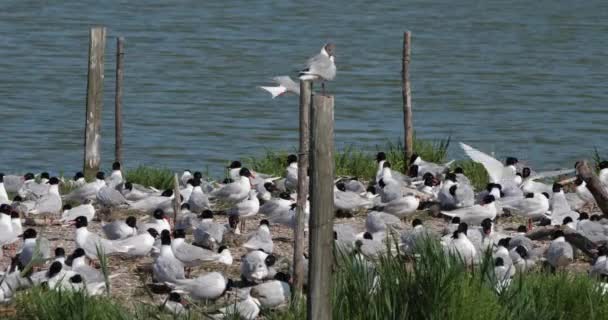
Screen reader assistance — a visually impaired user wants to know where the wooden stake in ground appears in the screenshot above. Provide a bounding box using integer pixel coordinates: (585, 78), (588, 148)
(307, 94), (335, 320)
(576, 160), (608, 216)
(402, 31), (413, 170)
(83, 27), (106, 179)
(293, 80), (312, 295)
(115, 37), (125, 164)
(172, 173), (181, 228)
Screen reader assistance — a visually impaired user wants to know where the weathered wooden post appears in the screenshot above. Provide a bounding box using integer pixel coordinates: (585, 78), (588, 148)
(402, 31), (413, 170)
(307, 94), (334, 320)
(83, 27), (106, 179)
(173, 173), (181, 228)
(115, 37), (124, 164)
(293, 80), (312, 295)
(576, 160), (608, 215)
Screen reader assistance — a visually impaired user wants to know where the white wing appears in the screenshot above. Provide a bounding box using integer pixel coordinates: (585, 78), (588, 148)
(460, 142), (504, 183)
(528, 169), (575, 181)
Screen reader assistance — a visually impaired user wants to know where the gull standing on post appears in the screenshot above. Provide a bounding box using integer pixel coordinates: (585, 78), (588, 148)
(299, 43), (336, 93)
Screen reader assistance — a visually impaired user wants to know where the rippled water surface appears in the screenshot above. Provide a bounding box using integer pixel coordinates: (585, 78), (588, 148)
(1, 1), (607, 174)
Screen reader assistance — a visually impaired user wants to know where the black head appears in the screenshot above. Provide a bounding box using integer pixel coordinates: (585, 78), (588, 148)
(74, 216), (88, 228)
(0, 204), (9, 214)
(515, 245), (528, 259)
(506, 157), (518, 166)
(563, 217), (573, 225)
(265, 254), (276, 267)
(70, 274), (83, 284)
(336, 182), (346, 192)
(260, 219), (270, 227)
(422, 172), (434, 181)
(239, 168), (252, 178)
(517, 225), (527, 233)
(10, 210), (19, 219)
(449, 185), (457, 197)
(424, 176), (434, 187)
(497, 237), (511, 248)
(451, 217), (461, 224)
(274, 272), (291, 283)
(363, 232), (373, 240)
(287, 154), (298, 165)
(445, 173), (457, 183)
(383, 161), (391, 169)
(279, 192), (291, 200)
(40, 172), (50, 180)
(218, 245), (228, 253)
(409, 153), (419, 165)
(71, 248), (86, 259)
(24, 173), (35, 180)
(264, 182), (277, 193)
(23, 228), (37, 239)
(454, 167), (464, 174)
(63, 204), (72, 211)
(47, 261), (63, 278)
(200, 210), (214, 220)
(181, 203), (191, 211)
(223, 178), (234, 184)
(539, 217), (552, 226)
(412, 219), (422, 227)
(190, 179), (201, 187)
(13, 195), (23, 202)
(578, 212), (590, 221)
(228, 215), (239, 228)
(74, 172), (84, 180)
(49, 177), (59, 185)
(112, 162), (121, 170)
(153, 209), (165, 220)
(160, 230), (172, 245)
(591, 214), (601, 222)
(333, 231), (338, 240)
(161, 189), (173, 197)
(378, 179), (386, 189)
(552, 230), (565, 240)
(552, 183), (562, 193)
(126, 216), (137, 228)
(366, 186), (376, 195)
(483, 195), (496, 204)
(169, 292), (182, 303)
(194, 171), (203, 180)
(375, 152), (386, 162)
(225, 279), (235, 292)
(522, 167), (531, 178)
(600, 161), (608, 170)
(173, 229), (186, 239)
(574, 176), (584, 186)
(541, 192), (550, 199)
(227, 161), (242, 169)
(452, 222), (468, 238)
(481, 218), (493, 232)
(524, 193), (534, 199)
(408, 164), (419, 178)
(598, 245), (608, 257)
(147, 228), (159, 238)
(124, 181), (133, 191)
(485, 183), (497, 192)
(0, 173), (3, 182)
(494, 257), (504, 267)
(55, 247), (65, 257)
(96, 172), (105, 180)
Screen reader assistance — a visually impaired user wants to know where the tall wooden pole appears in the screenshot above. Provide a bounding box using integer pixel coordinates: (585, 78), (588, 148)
(307, 94), (334, 320)
(576, 160), (608, 216)
(402, 31), (413, 170)
(115, 37), (124, 164)
(293, 80), (312, 295)
(173, 173), (181, 228)
(83, 27), (106, 179)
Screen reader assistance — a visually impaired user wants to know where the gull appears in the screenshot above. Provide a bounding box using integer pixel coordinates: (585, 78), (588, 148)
(546, 230), (573, 270)
(249, 272), (292, 308)
(441, 195), (497, 225)
(375, 152), (410, 186)
(334, 223), (358, 252)
(227, 190), (260, 233)
(188, 179), (211, 213)
(242, 220), (274, 253)
(590, 245), (608, 278)
(167, 271), (231, 301)
(193, 210), (227, 250)
(577, 212), (608, 243)
(550, 183), (579, 226)
(66, 248), (106, 283)
(493, 238), (516, 278)
(117, 228), (159, 256)
(255, 182), (275, 202)
(460, 142), (521, 196)
(2, 174), (24, 193)
(0, 173), (9, 205)
(70, 171), (86, 188)
(129, 189), (174, 214)
(60, 201), (95, 224)
(180, 179), (194, 203)
(260, 76), (300, 98)
(211, 168), (253, 203)
(241, 249), (276, 283)
(454, 167), (472, 186)
(73, 216), (132, 259)
(153, 230), (185, 284)
(268, 202), (308, 230)
(366, 211), (404, 235)
(213, 290), (261, 320)
(335, 182), (373, 212)
(418, 176), (438, 199)
(375, 194), (420, 218)
(376, 172), (404, 204)
(284, 155), (299, 192)
(97, 183), (129, 208)
(122, 181), (160, 201)
(172, 229), (225, 267)
(163, 292), (187, 316)
(180, 170), (193, 188)
(442, 217), (461, 237)
(409, 153), (454, 177)
(28, 177), (62, 215)
(0, 209), (19, 247)
(259, 192), (293, 217)
(139, 209), (171, 234)
(299, 43), (336, 93)
(520, 167), (573, 195)
(63, 172), (106, 202)
(467, 218), (502, 254)
(20, 172), (51, 200)
(438, 173), (474, 209)
(10, 209), (22, 236)
(354, 232), (386, 258)
(400, 219), (435, 255)
(574, 177), (596, 204)
(502, 192), (550, 228)
(444, 222), (477, 265)
(509, 244), (536, 273)
(102, 216), (137, 240)
(493, 257), (512, 292)
(600, 161), (608, 187)
(18, 228), (51, 267)
(105, 161), (124, 188)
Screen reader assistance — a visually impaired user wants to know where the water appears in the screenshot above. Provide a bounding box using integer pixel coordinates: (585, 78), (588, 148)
(1, 1), (607, 175)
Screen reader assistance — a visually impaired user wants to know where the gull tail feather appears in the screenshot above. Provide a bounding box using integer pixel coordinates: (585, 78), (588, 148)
(259, 85), (287, 99)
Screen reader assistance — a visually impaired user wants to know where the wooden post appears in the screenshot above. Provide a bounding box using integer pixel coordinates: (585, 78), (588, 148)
(115, 37), (124, 164)
(402, 31), (413, 170)
(83, 27), (106, 179)
(307, 94), (334, 320)
(576, 160), (608, 215)
(293, 80), (312, 295)
(173, 173), (180, 228)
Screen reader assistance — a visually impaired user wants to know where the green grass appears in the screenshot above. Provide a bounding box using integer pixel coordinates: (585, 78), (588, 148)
(451, 160), (489, 191)
(124, 166), (175, 190)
